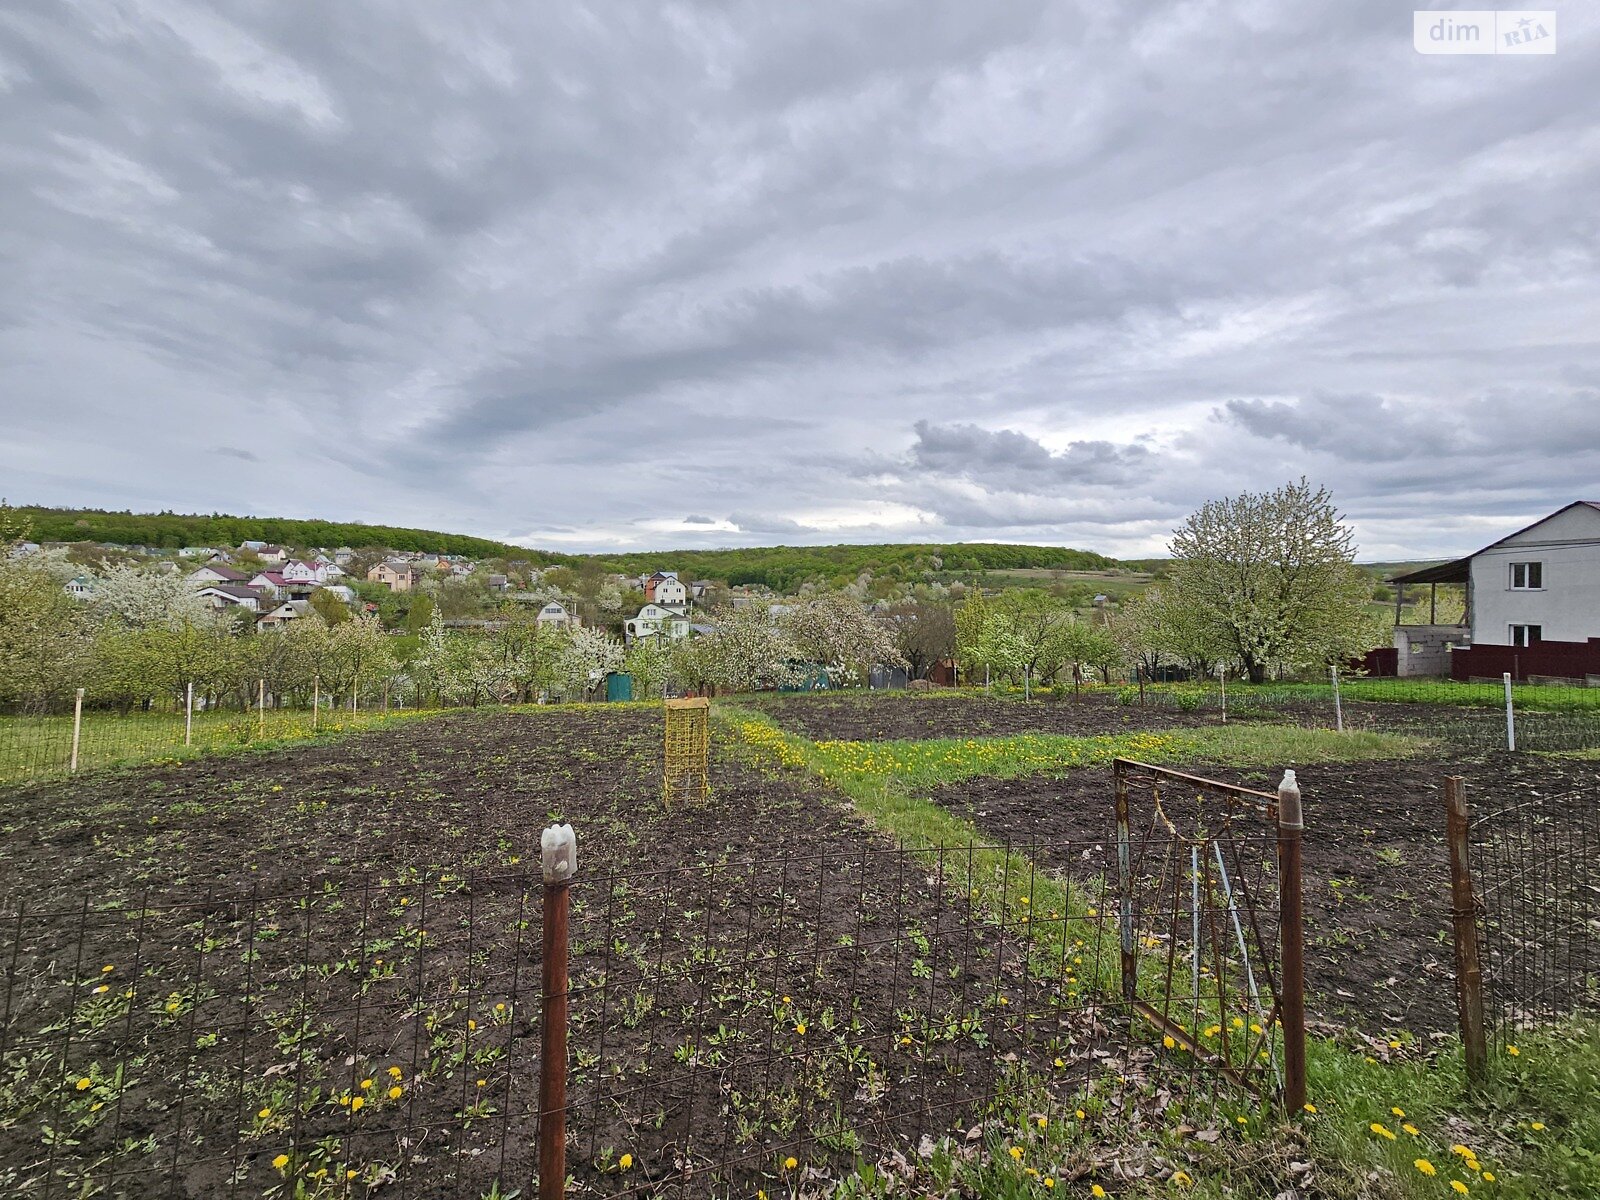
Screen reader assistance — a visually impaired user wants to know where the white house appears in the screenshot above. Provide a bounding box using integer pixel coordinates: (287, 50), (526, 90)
(625, 602), (691, 643)
(189, 563), (250, 587)
(1390, 501), (1600, 677)
(258, 599), (312, 628)
(196, 585), (265, 613)
(64, 576), (95, 600)
(536, 601), (575, 628)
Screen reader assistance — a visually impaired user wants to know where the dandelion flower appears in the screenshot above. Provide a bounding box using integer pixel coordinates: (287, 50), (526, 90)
(258, 1107), (272, 1119)
(1076, 1109), (1087, 1120)
(1403, 1123), (1420, 1137)
(1172, 1170), (1193, 1186)
(1415, 1159), (1437, 1176)
(1530, 1122), (1545, 1132)
(93, 985), (108, 995)
(1043, 1180), (1055, 1189)
(1036, 1116), (1047, 1129)
(1451, 1183), (1469, 1195)
(467, 1020), (477, 1031)
(387, 1066), (403, 1079)
(1092, 1187), (1107, 1199)
(1482, 1173), (1495, 1183)
(101, 964), (114, 973)
(783, 1156), (798, 1171)
(1391, 1106), (1406, 1118)
(794, 1023), (806, 1034)
(1162, 1036), (1176, 1050)
(75, 1078), (92, 1091)
(1505, 1045), (1519, 1056)
(476, 1079), (486, 1088)
(347, 1170), (357, 1180)
(619, 1153), (633, 1170)
(1303, 1103), (1318, 1114)
(360, 1079), (373, 1090)
(388, 1086), (402, 1100)
(1054, 1057), (1065, 1068)
(272, 1154), (290, 1170)
(350, 1097), (364, 1112)
(1370, 1123), (1397, 1140)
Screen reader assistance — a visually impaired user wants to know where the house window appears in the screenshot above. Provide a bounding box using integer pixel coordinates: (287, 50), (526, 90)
(1508, 624), (1542, 647)
(1509, 561), (1543, 589)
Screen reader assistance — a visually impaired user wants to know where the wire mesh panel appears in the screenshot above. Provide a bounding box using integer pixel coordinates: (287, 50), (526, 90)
(1111, 759), (1301, 1107)
(1471, 787), (1600, 1041)
(0, 839), (1293, 1198)
(662, 698), (710, 807)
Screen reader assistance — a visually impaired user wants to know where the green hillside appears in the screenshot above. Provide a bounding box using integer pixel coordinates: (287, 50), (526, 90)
(10, 506), (1119, 591)
(14, 506), (568, 562)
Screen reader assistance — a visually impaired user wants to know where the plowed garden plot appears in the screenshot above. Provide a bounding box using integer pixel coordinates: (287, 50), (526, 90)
(0, 709), (1156, 1198)
(744, 693), (1220, 741)
(926, 752), (1600, 1038)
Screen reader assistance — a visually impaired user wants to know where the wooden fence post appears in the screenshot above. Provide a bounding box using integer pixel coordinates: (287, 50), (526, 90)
(1277, 769), (1308, 1114)
(70, 687), (85, 773)
(312, 675), (320, 731)
(1113, 763), (1137, 1004)
(185, 681), (194, 747)
(539, 824), (577, 1200)
(257, 678), (265, 738)
(1444, 776), (1488, 1083)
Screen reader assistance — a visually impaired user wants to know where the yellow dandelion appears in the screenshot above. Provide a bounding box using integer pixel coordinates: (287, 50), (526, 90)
(476, 1079), (486, 1088)
(1370, 1123), (1397, 1140)
(1008, 1145), (1023, 1161)
(1036, 1116), (1047, 1130)
(1451, 1183), (1468, 1195)
(1303, 1103), (1318, 1114)
(388, 1086), (402, 1099)
(1043, 1180), (1055, 1189)
(258, 1107), (272, 1119)
(1529, 1122), (1545, 1132)
(387, 1066), (403, 1079)
(1505, 1045), (1519, 1056)
(783, 1156), (798, 1171)
(350, 1096), (364, 1112)
(272, 1153), (290, 1170)
(360, 1078), (373, 1090)
(75, 1078), (92, 1091)
(619, 1153), (633, 1170)
(795, 1023), (806, 1034)
(1403, 1123), (1420, 1136)
(1172, 1170), (1193, 1187)
(1415, 1159), (1437, 1176)
(93, 985), (108, 995)
(1483, 1173), (1495, 1183)
(1092, 1187), (1107, 1199)
(1076, 1108), (1087, 1120)
(101, 964), (114, 973)
(346, 1169), (357, 1180)
(1391, 1106), (1406, 1118)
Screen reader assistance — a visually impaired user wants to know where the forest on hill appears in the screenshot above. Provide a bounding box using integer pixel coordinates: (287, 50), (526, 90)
(13, 506), (1121, 591)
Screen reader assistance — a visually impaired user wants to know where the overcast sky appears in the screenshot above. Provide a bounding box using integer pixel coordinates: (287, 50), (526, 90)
(2, 3), (1596, 560)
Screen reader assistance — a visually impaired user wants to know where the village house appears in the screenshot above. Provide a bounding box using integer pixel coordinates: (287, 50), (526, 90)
(189, 563), (250, 586)
(1389, 501), (1600, 680)
(535, 601), (576, 628)
(64, 576), (95, 600)
(367, 560), (423, 591)
(258, 599), (312, 628)
(196, 584), (266, 613)
(625, 601), (691, 643)
(643, 570), (688, 605)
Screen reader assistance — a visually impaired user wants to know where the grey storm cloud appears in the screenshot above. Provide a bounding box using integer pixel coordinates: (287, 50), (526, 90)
(2, 1), (1598, 560)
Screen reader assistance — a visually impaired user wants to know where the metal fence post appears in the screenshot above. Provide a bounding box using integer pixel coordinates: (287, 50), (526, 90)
(1219, 666), (1227, 724)
(185, 681), (194, 746)
(539, 824), (577, 1200)
(70, 687), (85, 773)
(1330, 664), (1343, 733)
(1502, 672), (1516, 752)
(1444, 776), (1488, 1083)
(1276, 769), (1308, 1114)
(257, 678), (265, 738)
(312, 675), (320, 731)
(1113, 763), (1137, 1005)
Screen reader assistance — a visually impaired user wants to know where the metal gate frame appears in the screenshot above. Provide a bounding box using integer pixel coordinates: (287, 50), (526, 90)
(1112, 758), (1307, 1111)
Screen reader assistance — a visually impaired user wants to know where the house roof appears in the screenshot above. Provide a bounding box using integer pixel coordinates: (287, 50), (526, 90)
(195, 564), (249, 581)
(201, 585), (262, 601)
(1390, 501), (1600, 586)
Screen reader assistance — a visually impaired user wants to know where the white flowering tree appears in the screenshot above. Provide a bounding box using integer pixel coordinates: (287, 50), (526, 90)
(781, 591), (903, 685)
(691, 604), (801, 693)
(1167, 479), (1379, 682)
(557, 626), (624, 699)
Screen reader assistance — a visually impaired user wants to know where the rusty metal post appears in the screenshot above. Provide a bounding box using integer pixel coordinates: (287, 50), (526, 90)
(1276, 770), (1308, 1114)
(539, 824), (577, 1200)
(1114, 762), (1137, 1004)
(1444, 776), (1488, 1083)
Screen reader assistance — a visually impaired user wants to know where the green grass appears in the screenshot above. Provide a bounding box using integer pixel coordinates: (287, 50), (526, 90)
(1151, 679), (1600, 713)
(719, 701), (1595, 1198)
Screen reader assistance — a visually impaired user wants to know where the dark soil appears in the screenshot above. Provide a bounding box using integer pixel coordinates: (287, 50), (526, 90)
(925, 753), (1600, 1038)
(0, 709), (1128, 1199)
(743, 692), (1221, 741)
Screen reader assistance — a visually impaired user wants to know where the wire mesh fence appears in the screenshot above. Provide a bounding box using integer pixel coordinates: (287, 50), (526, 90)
(0, 695), (442, 788)
(1466, 784), (1600, 1045)
(2, 826), (1307, 1196)
(1134, 678), (1600, 753)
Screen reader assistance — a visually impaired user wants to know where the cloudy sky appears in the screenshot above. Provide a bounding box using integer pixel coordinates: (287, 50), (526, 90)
(2, 3), (1596, 559)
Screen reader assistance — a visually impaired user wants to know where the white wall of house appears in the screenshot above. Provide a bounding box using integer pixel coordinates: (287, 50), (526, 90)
(1470, 504), (1600, 645)
(653, 577), (688, 605)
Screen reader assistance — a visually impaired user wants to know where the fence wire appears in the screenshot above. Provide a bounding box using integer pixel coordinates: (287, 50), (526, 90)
(1, 834), (1292, 1198)
(1470, 788), (1600, 1041)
